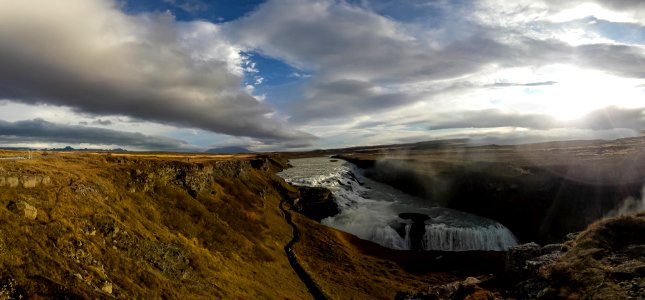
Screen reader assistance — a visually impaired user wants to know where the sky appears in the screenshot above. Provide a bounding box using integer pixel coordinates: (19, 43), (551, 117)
(0, 0), (644, 151)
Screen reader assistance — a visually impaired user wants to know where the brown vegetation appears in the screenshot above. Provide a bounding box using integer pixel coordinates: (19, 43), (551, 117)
(0, 150), (472, 299)
(0, 151), (310, 298)
(543, 212), (645, 299)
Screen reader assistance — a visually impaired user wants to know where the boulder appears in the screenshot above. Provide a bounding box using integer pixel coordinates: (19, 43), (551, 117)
(7, 201), (37, 220)
(101, 282), (113, 294)
(395, 276), (497, 300)
(505, 242), (542, 276)
(294, 187), (339, 222)
(505, 242), (567, 299)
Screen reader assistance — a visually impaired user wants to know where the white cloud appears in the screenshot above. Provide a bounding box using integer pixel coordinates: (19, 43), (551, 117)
(0, 0), (314, 143)
(2, 0), (645, 150)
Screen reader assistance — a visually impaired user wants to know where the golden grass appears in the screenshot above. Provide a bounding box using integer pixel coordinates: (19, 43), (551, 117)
(0, 151), (311, 299)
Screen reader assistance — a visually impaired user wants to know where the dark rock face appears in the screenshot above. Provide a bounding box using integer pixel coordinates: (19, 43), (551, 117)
(294, 186), (339, 222)
(398, 213), (430, 251)
(505, 242), (567, 299)
(342, 157), (644, 244)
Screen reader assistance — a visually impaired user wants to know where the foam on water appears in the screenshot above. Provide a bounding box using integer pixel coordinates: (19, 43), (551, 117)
(278, 157), (518, 251)
(422, 223), (518, 251)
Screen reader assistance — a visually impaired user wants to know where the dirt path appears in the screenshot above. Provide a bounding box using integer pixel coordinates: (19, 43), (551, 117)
(279, 199), (328, 300)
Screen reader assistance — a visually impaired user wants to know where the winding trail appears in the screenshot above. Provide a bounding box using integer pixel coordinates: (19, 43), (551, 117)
(279, 199), (328, 300)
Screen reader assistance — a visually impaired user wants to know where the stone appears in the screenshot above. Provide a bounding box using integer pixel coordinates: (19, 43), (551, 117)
(21, 176), (39, 188)
(624, 244), (645, 258)
(565, 232), (580, 241)
(6, 177), (19, 188)
(506, 242), (541, 276)
(294, 186), (339, 222)
(101, 282), (113, 294)
(541, 243), (566, 253)
(463, 277), (481, 288)
(7, 201), (37, 220)
(395, 276), (493, 300)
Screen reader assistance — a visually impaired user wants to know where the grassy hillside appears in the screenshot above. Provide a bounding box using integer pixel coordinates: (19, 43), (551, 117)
(0, 152), (310, 299)
(0, 151), (462, 299)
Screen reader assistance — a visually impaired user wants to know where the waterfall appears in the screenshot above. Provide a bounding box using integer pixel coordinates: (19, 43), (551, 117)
(280, 157), (519, 252)
(372, 225), (410, 250)
(422, 223), (518, 251)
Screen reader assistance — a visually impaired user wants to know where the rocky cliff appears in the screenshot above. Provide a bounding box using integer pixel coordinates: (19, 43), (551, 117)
(335, 137), (645, 244)
(397, 213), (645, 299)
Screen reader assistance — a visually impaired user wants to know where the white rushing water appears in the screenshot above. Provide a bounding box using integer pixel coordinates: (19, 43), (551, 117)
(278, 157), (518, 251)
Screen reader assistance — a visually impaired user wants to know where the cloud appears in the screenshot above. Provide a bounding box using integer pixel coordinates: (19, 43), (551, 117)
(227, 0), (518, 122)
(475, 0), (645, 26)
(463, 128), (640, 146)
(0, 119), (197, 150)
(574, 43), (645, 78)
(573, 106), (645, 130)
(163, 0), (209, 14)
(421, 106), (644, 131)
(488, 81), (558, 87)
(92, 119), (113, 126)
(425, 109), (560, 130)
(289, 79), (417, 122)
(0, 0), (313, 143)
(229, 0), (508, 83)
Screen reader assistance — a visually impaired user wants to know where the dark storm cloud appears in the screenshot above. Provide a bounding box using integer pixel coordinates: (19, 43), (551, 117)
(0, 0), (314, 143)
(0, 119), (196, 150)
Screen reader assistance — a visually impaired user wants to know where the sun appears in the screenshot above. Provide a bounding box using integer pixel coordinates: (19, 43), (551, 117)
(546, 101), (589, 121)
(535, 66), (643, 122)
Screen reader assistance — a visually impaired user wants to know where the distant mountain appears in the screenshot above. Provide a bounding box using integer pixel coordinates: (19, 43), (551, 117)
(47, 146), (128, 152)
(0, 147), (35, 151)
(205, 146), (252, 154)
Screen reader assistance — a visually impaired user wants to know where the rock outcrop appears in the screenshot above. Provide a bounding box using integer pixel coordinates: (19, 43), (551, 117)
(397, 213), (431, 251)
(7, 200), (37, 220)
(0, 175), (50, 188)
(293, 186), (339, 222)
(395, 276), (499, 300)
(397, 213), (645, 299)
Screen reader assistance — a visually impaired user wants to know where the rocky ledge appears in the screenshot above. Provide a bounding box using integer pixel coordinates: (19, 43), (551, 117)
(397, 212), (645, 299)
(292, 186), (340, 222)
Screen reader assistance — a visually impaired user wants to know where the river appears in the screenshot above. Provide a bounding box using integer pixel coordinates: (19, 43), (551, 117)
(278, 157), (518, 251)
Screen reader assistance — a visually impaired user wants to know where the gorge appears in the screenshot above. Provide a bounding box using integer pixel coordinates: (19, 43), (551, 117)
(0, 136), (644, 299)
